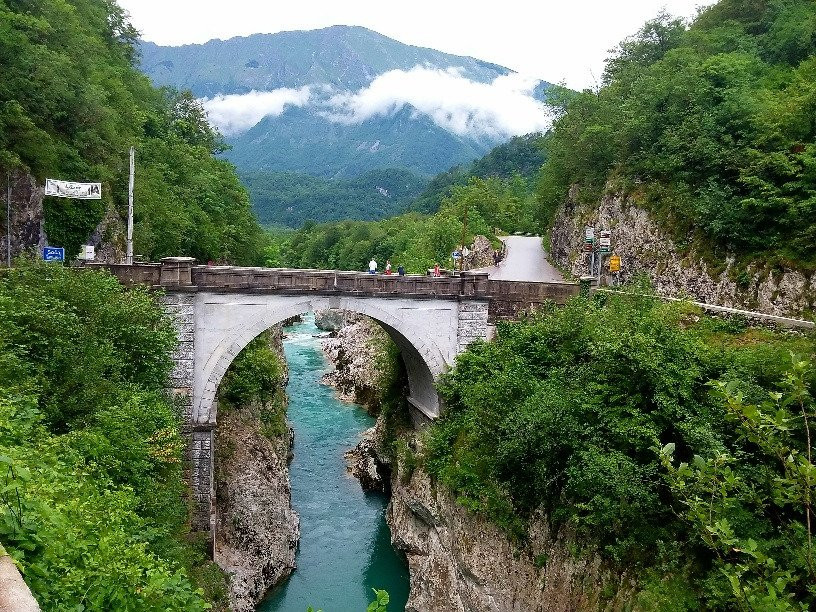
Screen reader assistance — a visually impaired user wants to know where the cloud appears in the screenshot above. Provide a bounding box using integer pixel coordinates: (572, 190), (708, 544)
(200, 86), (312, 134)
(197, 67), (551, 140)
(323, 66), (551, 140)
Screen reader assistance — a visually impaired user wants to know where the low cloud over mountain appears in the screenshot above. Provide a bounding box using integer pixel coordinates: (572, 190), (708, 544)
(200, 66), (551, 140)
(201, 86), (312, 134)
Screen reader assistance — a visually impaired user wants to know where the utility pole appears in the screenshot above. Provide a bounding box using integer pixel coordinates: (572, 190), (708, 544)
(126, 146), (134, 265)
(6, 171), (11, 268)
(459, 197), (468, 273)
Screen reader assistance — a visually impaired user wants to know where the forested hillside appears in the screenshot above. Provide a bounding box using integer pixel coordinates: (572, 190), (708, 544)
(241, 168), (427, 228)
(409, 132), (548, 214)
(0, 0), (265, 263)
(272, 133), (548, 270)
(537, 0), (816, 268)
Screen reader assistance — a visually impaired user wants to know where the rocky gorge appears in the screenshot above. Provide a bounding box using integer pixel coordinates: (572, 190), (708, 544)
(323, 309), (635, 611)
(550, 188), (814, 318)
(213, 324), (299, 612)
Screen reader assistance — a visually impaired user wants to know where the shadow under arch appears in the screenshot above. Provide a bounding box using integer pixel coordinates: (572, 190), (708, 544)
(195, 296), (448, 426)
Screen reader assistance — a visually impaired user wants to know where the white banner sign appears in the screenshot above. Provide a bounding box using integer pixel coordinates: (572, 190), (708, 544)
(45, 179), (102, 200)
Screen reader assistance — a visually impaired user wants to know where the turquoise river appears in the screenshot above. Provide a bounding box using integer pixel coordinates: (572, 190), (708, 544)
(260, 315), (410, 611)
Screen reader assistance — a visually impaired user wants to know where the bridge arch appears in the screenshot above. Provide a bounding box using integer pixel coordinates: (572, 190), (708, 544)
(194, 294), (453, 426)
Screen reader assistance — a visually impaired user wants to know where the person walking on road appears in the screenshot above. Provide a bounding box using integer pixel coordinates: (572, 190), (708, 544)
(368, 258), (377, 274)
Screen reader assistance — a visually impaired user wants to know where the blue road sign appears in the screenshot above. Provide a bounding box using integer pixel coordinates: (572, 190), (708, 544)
(42, 247), (65, 262)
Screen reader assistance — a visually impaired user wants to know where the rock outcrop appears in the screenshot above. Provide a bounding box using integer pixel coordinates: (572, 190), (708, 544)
(388, 457), (634, 612)
(463, 234), (498, 270)
(550, 190), (814, 318)
(214, 325), (299, 612)
(314, 308), (359, 332)
(0, 171), (45, 264)
(321, 314), (390, 412)
(344, 418), (391, 493)
(0, 169), (124, 263)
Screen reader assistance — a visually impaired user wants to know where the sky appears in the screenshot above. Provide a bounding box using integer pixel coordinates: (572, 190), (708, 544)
(119, 0), (716, 91)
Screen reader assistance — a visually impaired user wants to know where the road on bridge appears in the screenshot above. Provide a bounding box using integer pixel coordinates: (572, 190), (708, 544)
(478, 236), (564, 282)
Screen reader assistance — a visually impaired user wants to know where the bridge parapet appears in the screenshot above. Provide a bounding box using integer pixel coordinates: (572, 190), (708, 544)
(488, 279), (581, 321)
(89, 258), (493, 298)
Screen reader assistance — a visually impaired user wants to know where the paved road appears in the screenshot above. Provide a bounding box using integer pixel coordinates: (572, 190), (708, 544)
(478, 236), (564, 282)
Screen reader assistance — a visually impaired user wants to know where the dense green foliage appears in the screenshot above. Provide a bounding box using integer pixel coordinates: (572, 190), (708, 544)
(0, 261), (225, 609)
(219, 329), (288, 438)
(241, 168), (427, 228)
(1, 0), (265, 263)
(410, 133), (548, 214)
(425, 290), (815, 606)
(538, 0), (816, 266)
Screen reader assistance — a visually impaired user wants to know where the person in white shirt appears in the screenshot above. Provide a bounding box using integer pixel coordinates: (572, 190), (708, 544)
(369, 259), (377, 274)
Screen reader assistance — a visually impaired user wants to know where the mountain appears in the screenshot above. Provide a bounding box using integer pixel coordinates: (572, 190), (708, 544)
(138, 25), (552, 224)
(410, 133), (548, 214)
(139, 25), (511, 96)
(227, 105), (489, 177)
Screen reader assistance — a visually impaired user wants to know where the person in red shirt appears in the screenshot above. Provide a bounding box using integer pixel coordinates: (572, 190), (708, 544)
(433, 263), (441, 277)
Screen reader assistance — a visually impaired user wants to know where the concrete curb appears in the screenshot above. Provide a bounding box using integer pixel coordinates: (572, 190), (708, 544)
(0, 547), (40, 612)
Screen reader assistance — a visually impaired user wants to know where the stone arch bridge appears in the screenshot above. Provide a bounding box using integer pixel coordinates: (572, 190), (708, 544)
(92, 257), (579, 540)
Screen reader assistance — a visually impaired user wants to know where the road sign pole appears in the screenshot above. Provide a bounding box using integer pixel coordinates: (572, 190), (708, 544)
(126, 146), (134, 265)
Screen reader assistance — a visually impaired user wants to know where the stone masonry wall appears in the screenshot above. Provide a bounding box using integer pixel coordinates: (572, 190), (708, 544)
(161, 292), (213, 533)
(457, 300), (489, 353)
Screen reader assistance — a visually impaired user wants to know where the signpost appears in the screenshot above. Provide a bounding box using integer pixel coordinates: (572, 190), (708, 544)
(78, 245), (95, 261)
(609, 254), (621, 272)
(584, 226), (595, 275)
(42, 247), (65, 262)
(599, 230), (611, 254)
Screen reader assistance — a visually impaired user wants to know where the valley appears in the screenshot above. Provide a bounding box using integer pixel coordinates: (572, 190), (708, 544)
(0, 0), (815, 610)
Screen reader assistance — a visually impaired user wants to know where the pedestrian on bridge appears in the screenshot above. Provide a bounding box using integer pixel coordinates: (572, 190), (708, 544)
(398, 264), (405, 276)
(368, 258), (377, 274)
(385, 260), (392, 275)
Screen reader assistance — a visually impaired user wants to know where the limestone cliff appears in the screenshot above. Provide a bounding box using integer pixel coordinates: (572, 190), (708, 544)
(550, 190), (814, 318)
(321, 313), (391, 413)
(388, 455), (635, 612)
(0, 169), (125, 263)
(214, 325), (299, 612)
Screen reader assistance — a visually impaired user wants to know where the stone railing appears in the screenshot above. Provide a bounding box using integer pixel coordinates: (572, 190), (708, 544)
(88, 258), (493, 298)
(86, 258), (581, 318)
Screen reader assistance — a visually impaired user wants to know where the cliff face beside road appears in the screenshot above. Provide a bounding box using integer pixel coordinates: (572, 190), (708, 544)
(551, 190), (813, 318)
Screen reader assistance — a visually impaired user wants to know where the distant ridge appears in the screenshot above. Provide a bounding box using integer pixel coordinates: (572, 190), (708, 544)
(139, 25), (512, 97)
